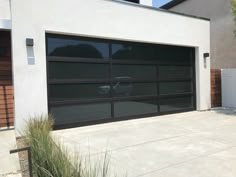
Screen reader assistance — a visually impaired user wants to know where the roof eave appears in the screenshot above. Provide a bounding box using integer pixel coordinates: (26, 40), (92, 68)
(160, 0), (187, 9)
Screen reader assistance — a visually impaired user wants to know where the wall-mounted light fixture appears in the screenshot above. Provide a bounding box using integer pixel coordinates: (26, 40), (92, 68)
(26, 38), (35, 65)
(203, 53), (210, 68)
(26, 38), (34, 46)
(204, 53), (210, 58)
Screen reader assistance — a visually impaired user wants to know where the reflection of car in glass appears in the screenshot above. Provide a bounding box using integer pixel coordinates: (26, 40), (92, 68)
(98, 77), (133, 96)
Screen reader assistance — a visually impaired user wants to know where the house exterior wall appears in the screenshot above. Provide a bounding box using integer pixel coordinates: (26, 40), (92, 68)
(0, 0), (11, 29)
(10, 0), (210, 133)
(169, 0), (236, 69)
(0, 0), (11, 19)
(222, 69), (236, 108)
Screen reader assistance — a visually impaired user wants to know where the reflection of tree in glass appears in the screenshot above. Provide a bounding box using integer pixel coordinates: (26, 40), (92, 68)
(112, 45), (136, 60)
(112, 44), (155, 60)
(50, 44), (103, 58)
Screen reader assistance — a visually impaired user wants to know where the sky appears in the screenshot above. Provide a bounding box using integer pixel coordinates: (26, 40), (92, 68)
(152, 0), (172, 7)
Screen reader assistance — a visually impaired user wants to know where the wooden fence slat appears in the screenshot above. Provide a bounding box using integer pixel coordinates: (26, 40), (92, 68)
(0, 97), (13, 101)
(0, 113), (14, 118)
(0, 108), (14, 114)
(211, 69), (222, 107)
(0, 104), (14, 109)
(0, 99), (14, 104)
(0, 89), (13, 95)
(0, 117), (14, 123)
(0, 81), (12, 85)
(0, 122), (14, 127)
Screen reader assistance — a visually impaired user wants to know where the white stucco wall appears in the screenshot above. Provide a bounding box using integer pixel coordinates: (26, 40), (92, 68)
(10, 0), (210, 133)
(0, 0), (11, 29)
(222, 69), (236, 108)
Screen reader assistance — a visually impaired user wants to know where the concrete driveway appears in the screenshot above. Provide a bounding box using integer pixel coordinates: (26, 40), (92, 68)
(53, 108), (236, 177)
(0, 129), (21, 177)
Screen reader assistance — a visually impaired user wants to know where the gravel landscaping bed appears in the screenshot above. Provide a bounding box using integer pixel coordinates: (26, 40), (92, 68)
(16, 138), (30, 177)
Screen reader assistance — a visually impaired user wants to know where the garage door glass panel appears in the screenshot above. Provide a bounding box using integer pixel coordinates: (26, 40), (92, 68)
(112, 65), (157, 80)
(114, 100), (158, 117)
(112, 43), (155, 60)
(159, 66), (192, 80)
(49, 62), (109, 79)
(158, 46), (192, 64)
(51, 103), (111, 125)
(47, 37), (109, 59)
(112, 83), (157, 97)
(49, 84), (110, 101)
(160, 82), (192, 95)
(160, 97), (193, 112)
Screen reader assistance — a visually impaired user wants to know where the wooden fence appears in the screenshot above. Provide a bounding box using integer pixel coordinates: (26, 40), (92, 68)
(211, 69), (222, 107)
(0, 31), (14, 128)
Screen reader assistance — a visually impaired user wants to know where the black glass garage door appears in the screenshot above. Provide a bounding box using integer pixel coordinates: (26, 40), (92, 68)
(46, 34), (196, 129)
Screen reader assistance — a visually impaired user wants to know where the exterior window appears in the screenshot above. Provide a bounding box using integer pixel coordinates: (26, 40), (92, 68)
(159, 82), (193, 95)
(112, 82), (157, 97)
(49, 83), (111, 101)
(114, 100), (157, 117)
(112, 64), (157, 80)
(158, 45), (192, 64)
(160, 97), (193, 112)
(159, 66), (193, 80)
(112, 43), (156, 61)
(51, 103), (111, 125)
(47, 36), (109, 59)
(49, 63), (109, 80)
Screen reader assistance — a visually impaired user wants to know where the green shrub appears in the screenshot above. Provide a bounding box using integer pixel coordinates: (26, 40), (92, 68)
(24, 115), (116, 177)
(231, 0), (236, 34)
(232, 0), (236, 15)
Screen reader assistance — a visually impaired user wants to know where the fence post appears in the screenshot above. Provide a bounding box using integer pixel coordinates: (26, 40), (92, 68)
(10, 147), (33, 177)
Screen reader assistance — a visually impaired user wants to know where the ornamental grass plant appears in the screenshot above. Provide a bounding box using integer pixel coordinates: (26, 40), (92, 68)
(24, 115), (117, 177)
